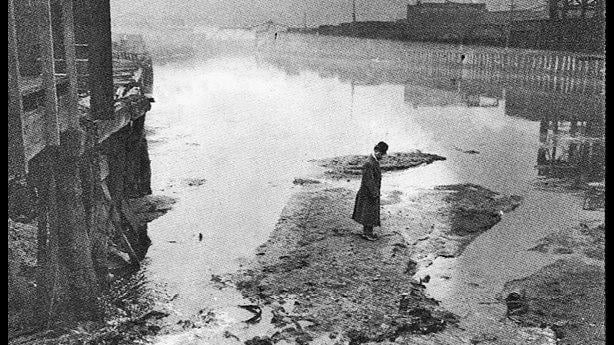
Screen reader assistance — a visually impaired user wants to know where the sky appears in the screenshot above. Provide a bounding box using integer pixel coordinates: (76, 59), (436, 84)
(110, 0), (547, 29)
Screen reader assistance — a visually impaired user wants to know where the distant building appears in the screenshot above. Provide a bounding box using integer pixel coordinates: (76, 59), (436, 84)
(473, 8), (550, 47)
(475, 1), (604, 51)
(405, 0), (487, 41)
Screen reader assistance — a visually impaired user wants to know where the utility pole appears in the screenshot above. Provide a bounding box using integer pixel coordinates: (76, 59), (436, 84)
(352, 0), (357, 22)
(505, 0), (515, 49)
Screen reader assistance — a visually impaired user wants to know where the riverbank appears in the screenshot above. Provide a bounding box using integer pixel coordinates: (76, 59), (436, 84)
(501, 221), (605, 344)
(231, 153), (557, 344)
(7, 195), (175, 344)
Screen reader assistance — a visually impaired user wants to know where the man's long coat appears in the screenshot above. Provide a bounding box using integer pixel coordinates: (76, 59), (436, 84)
(351, 155), (382, 226)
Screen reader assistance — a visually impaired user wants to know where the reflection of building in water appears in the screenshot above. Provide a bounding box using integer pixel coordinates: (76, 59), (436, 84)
(501, 85), (605, 183)
(403, 77), (503, 109)
(503, 88), (604, 122)
(536, 117), (604, 183)
(403, 84), (465, 107)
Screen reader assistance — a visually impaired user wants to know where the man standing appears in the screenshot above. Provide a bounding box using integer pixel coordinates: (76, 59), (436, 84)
(352, 141), (388, 241)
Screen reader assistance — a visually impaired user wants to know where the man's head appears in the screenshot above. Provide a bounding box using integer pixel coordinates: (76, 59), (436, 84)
(374, 141), (388, 160)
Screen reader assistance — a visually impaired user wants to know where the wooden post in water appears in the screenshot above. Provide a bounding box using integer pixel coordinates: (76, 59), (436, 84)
(32, 151), (61, 328)
(61, 0), (80, 129)
(8, 0), (28, 178)
(37, 0), (60, 147)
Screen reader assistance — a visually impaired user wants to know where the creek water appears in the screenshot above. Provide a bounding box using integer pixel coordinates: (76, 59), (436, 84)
(134, 30), (604, 343)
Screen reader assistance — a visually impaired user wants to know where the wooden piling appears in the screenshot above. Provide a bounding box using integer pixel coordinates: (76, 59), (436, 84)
(37, 0), (60, 146)
(8, 0), (28, 178)
(32, 149), (61, 327)
(88, 0), (114, 120)
(61, 0), (80, 129)
(55, 129), (100, 319)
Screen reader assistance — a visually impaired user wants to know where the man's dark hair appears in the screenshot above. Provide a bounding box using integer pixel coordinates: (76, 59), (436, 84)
(374, 141), (388, 154)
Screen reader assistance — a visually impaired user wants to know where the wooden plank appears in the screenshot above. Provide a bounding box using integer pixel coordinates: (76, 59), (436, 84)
(8, 0), (28, 178)
(61, 0), (80, 129)
(24, 91), (74, 163)
(23, 109), (47, 163)
(37, 0), (60, 146)
(88, 0), (114, 120)
(95, 105), (134, 144)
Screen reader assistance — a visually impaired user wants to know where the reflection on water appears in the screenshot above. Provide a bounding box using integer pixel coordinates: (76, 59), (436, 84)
(537, 118), (605, 183)
(253, 33), (604, 326)
(141, 30), (604, 341)
(260, 35), (605, 188)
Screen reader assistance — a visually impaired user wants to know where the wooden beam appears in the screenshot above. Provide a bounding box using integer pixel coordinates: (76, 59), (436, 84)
(8, 0), (28, 178)
(61, 0), (80, 129)
(88, 0), (114, 120)
(37, 0), (61, 147)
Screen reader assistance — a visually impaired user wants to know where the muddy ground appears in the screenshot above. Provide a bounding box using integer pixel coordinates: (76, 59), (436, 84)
(315, 151), (446, 180)
(8, 152), (604, 345)
(232, 153), (568, 345)
(501, 221), (605, 345)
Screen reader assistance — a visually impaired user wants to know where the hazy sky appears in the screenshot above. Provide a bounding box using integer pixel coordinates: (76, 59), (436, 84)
(110, 0), (546, 28)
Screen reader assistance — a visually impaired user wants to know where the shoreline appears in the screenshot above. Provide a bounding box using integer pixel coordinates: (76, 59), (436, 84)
(7, 152), (604, 345)
(7, 194), (176, 344)
(231, 153), (603, 344)
(231, 153), (552, 344)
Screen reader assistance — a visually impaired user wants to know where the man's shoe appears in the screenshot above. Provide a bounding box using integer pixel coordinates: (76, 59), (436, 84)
(361, 234), (377, 241)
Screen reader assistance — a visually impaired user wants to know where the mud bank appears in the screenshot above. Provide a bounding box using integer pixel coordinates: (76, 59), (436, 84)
(233, 153), (525, 344)
(235, 185), (457, 344)
(501, 221), (605, 345)
(314, 152), (446, 179)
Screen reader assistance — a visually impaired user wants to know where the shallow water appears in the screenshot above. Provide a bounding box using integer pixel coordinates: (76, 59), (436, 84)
(139, 31), (604, 341)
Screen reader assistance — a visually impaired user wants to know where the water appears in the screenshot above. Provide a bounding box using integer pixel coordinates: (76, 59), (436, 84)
(138, 31), (604, 341)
